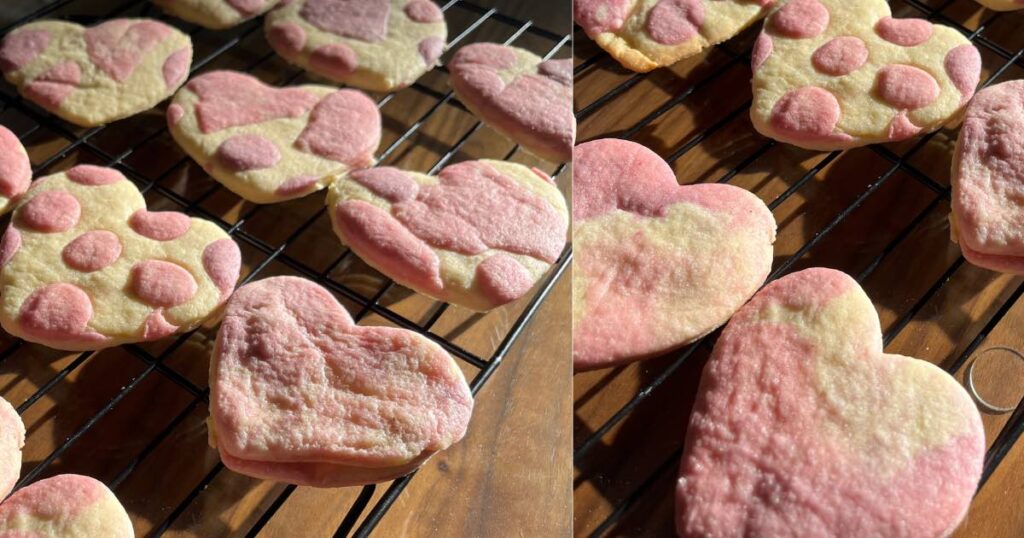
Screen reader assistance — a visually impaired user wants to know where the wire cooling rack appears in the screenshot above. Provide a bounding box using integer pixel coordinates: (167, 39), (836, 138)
(574, 1), (1024, 536)
(0, 0), (570, 536)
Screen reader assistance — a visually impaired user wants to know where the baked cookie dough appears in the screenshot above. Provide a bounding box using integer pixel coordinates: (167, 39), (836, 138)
(573, 139), (775, 370)
(168, 70), (381, 203)
(265, 0), (447, 92)
(449, 43), (574, 162)
(0, 18), (193, 126)
(0, 397), (24, 500)
(153, 0), (281, 29)
(209, 276), (473, 487)
(0, 125), (32, 216)
(574, 0), (776, 72)
(751, 0), (981, 150)
(328, 160), (569, 311)
(0, 165), (241, 351)
(0, 474), (133, 537)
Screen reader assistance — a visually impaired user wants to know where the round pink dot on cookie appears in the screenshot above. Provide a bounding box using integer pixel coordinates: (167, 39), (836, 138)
(163, 47), (191, 89)
(875, 16), (932, 47)
(66, 164), (123, 186)
(946, 44), (982, 104)
(770, 86), (842, 140)
(752, 33), (773, 72)
(167, 103), (185, 127)
(203, 238), (242, 299)
(418, 37), (445, 65)
(0, 227), (20, 267)
(645, 0), (705, 46)
(19, 282), (94, 339)
(62, 230), (121, 272)
(266, 22), (306, 59)
(310, 44), (358, 80)
(405, 0), (444, 23)
(876, 64), (940, 110)
(772, 0), (829, 39)
(131, 260), (198, 308)
(129, 209), (191, 241)
(215, 135), (281, 172)
(141, 310), (178, 340)
(812, 36), (868, 76)
(20, 190), (80, 232)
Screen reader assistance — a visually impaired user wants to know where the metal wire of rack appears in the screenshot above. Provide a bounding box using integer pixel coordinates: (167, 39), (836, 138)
(573, 0), (1024, 535)
(0, 0), (571, 536)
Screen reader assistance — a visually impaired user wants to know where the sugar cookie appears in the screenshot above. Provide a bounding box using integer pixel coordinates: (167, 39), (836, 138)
(153, 0), (281, 29)
(0, 397), (24, 499)
(0, 474), (132, 537)
(0, 125), (32, 216)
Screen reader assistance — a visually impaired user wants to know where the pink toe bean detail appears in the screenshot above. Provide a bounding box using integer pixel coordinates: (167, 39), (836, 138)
(772, 0), (829, 39)
(0, 228), (20, 267)
(266, 22), (307, 59)
(646, 0), (705, 45)
(131, 260), (198, 308)
(66, 164), (124, 186)
(945, 44), (982, 104)
(300, 0), (391, 42)
(24, 61), (81, 110)
(811, 36), (868, 76)
(418, 37), (446, 66)
(20, 190), (80, 232)
(215, 135), (281, 172)
(294, 90), (381, 166)
(275, 175), (320, 197)
(226, 0), (268, 16)
(876, 64), (940, 110)
(875, 16), (933, 47)
(62, 230), (122, 272)
(309, 44), (359, 80)
(167, 103), (185, 127)
(752, 33), (773, 72)
(475, 253), (533, 305)
(85, 20), (173, 82)
(163, 47), (191, 89)
(770, 86), (843, 142)
(188, 71), (320, 133)
(405, 0), (444, 23)
(0, 29), (50, 73)
(203, 238), (242, 300)
(0, 126), (30, 200)
(19, 283), (103, 342)
(574, 0), (632, 35)
(887, 111), (921, 141)
(351, 167), (420, 203)
(129, 209), (191, 241)
(142, 309), (178, 340)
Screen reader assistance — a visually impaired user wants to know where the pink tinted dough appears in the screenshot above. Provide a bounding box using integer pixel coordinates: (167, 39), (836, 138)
(131, 260), (198, 308)
(62, 230), (122, 272)
(309, 44), (359, 80)
(351, 167), (420, 203)
(18, 283), (106, 343)
(811, 36), (868, 76)
(275, 175), (319, 196)
(475, 253), (533, 305)
(418, 37), (445, 65)
(573, 0), (632, 35)
(405, 0), (444, 23)
(226, 0), (269, 16)
(266, 22), (307, 59)
(215, 134), (281, 172)
(772, 0), (829, 39)
(875, 16), (933, 47)
(769, 86), (849, 144)
(294, 90), (381, 166)
(20, 190), (80, 232)
(0, 29), (50, 73)
(84, 19), (172, 82)
(887, 110), (921, 140)
(645, 0), (704, 46)
(202, 238), (242, 299)
(0, 228), (20, 267)
(945, 44), (982, 104)
(539, 59), (572, 86)
(129, 209), (191, 241)
(876, 64), (940, 110)
(66, 164), (124, 186)
(752, 33), (773, 72)
(167, 103), (185, 126)
(300, 0), (391, 42)
(0, 475), (127, 534)
(162, 47), (191, 89)
(188, 71), (320, 133)
(0, 398), (23, 499)
(24, 61), (80, 110)
(141, 309), (178, 340)
(0, 126), (31, 199)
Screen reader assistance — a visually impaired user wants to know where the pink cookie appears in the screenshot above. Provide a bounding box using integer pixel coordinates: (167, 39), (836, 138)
(751, 0), (981, 150)
(951, 80), (1024, 274)
(573, 139), (775, 370)
(328, 160), (569, 311)
(0, 19), (193, 126)
(209, 276), (473, 487)
(0, 165), (241, 351)
(448, 43), (574, 163)
(0, 125), (32, 216)
(168, 70), (382, 203)
(677, 268), (985, 537)
(0, 397), (24, 499)
(0, 474), (133, 536)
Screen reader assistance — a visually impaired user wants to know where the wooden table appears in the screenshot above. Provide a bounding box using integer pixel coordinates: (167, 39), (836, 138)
(0, 0), (572, 536)
(573, 1), (1024, 536)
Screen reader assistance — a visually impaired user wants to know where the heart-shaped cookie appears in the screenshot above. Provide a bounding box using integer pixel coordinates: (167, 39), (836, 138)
(168, 70), (382, 203)
(0, 18), (193, 127)
(572, 139), (776, 371)
(448, 43), (574, 163)
(0, 165), (241, 351)
(951, 80), (1024, 274)
(677, 268), (985, 537)
(0, 474), (132, 536)
(976, 0), (1024, 10)
(574, 0), (776, 72)
(153, 0), (282, 29)
(751, 0), (981, 150)
(327, 160), (569, 311)
(0, 125), (31, 217)
(0, 397), (24, 499)
(209, 276), (473, 487)
(265, 0), (447, 92)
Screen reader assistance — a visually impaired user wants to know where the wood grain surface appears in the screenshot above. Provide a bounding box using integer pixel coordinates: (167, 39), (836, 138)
(0, 0), (572, 536)
(573, 1), (1024, 536)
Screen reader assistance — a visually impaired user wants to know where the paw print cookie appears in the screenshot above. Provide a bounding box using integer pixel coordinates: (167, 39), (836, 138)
(153, 0), (281, 29)
(0, 125), (31, 217)
(449, 43), (574, 163)
(265, 0), (447, 92)
(0, 165), (242, 351)
(751, 0), (981, 151)
(0, 19), (193, 127)
(976, 0), (1024, 10)
(677, 268), (984, 537)
(168, 70), (381, 204)
(0, 475), (132, 537)
(573, 139), (776, 371)
(328, 160), (569, 311)
(210, 276), (473, 487)
(574, 0), (776, 72)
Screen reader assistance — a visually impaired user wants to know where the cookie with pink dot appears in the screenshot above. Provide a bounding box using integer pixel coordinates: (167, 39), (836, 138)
(265, 0), (447, 92)
(168, 70), (381, 203)
(572, 139), (776, 371)
(0, 165), (241, 351)
(975, 0), (1024, 10)
(327, 160), (569, 311)
(751, 0), (981, 151)
(0, 18), (192, 127)
(153, 0), (282, 29)
(0, 474), (133, 536)
(574, 0), (776, 72)
(209, 276), (473, 487)
(0, 397), (24, 500)
(0, 125), (32, 217)
(448, 43), (574, 162)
